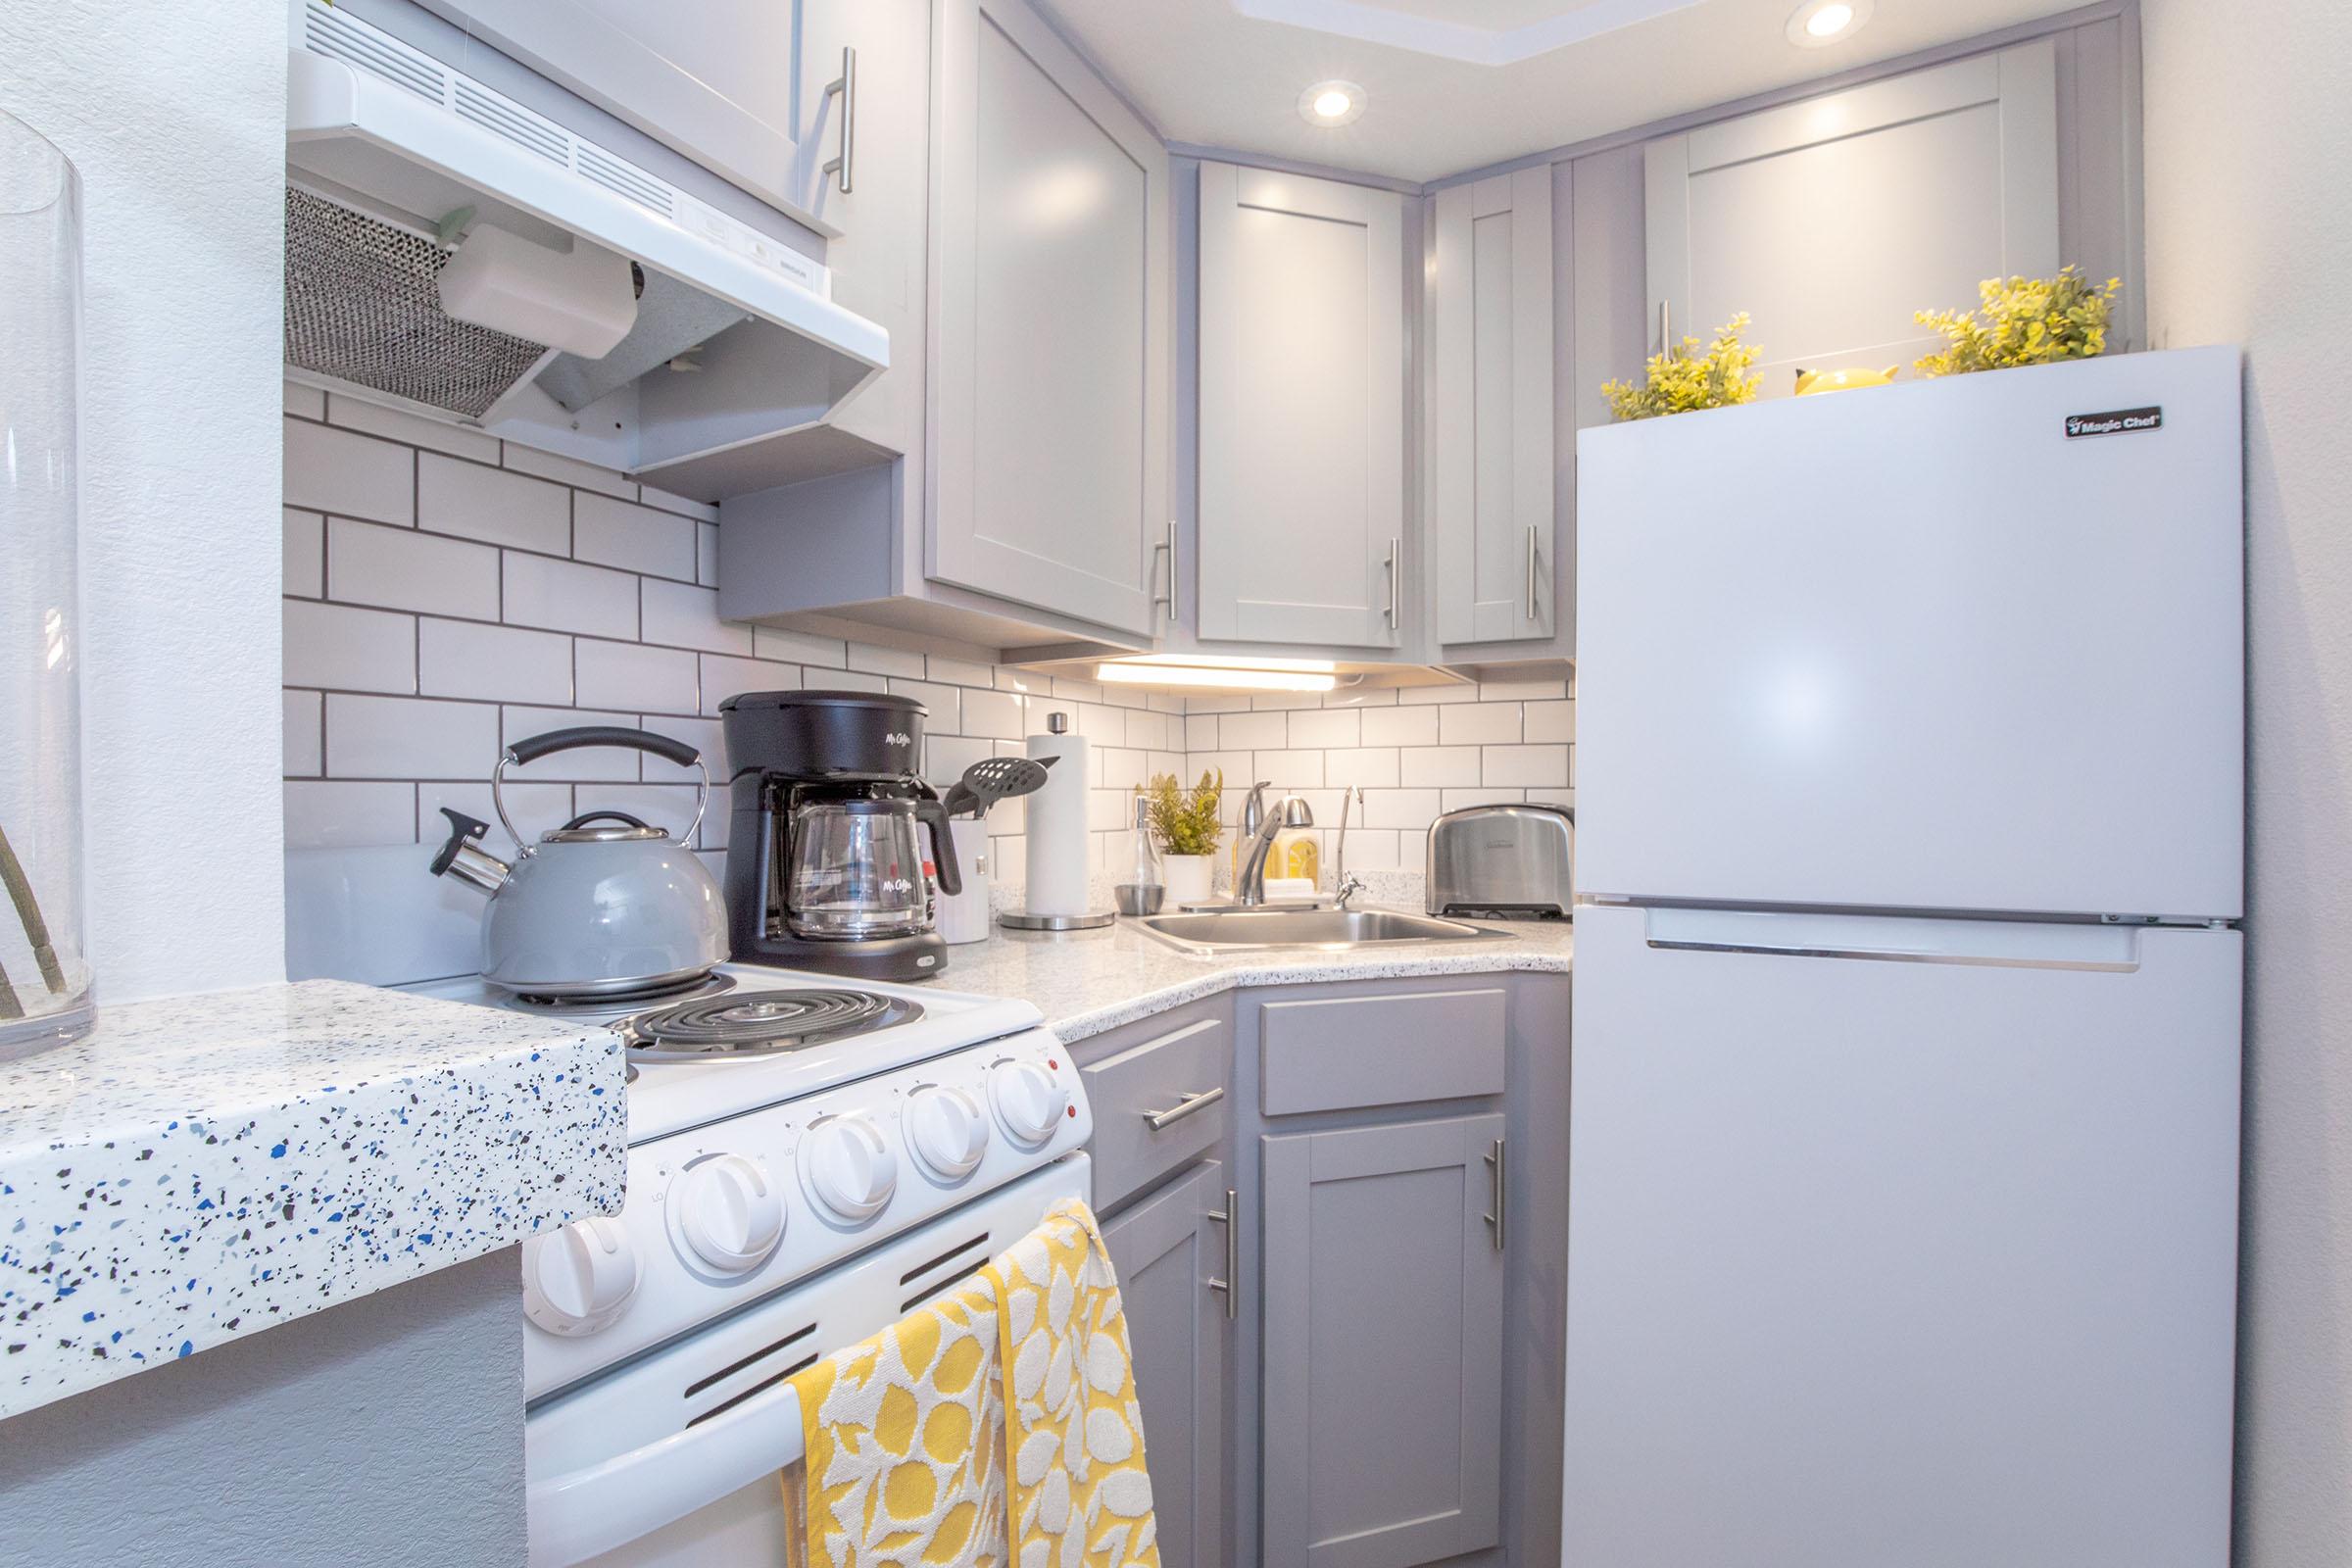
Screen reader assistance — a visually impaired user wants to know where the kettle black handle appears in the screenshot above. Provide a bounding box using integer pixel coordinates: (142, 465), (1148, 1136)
(429, 808), (489, 877)
(916, 796), (963, 897)
(507, 725), (700, 768)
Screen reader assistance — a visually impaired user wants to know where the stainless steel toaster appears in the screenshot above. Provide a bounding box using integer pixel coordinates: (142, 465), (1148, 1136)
(1426, 803), (1573, 919)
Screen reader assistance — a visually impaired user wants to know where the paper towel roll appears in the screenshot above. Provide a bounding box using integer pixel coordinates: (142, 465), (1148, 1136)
(1023, 728), (1091, 915)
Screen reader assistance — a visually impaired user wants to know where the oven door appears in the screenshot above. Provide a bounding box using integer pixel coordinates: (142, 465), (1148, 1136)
(526, 1156), (1090, 1567)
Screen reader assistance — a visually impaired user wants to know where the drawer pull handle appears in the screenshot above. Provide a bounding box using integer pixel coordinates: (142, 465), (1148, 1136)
(1207, 1188), (1238, 1320)
(1483, 1137), (1506, 1251)
(1142, 1086), (1223, 1132)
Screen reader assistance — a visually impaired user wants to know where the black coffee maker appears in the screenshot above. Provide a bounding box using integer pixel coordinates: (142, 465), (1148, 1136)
(719, 690), (963, 981)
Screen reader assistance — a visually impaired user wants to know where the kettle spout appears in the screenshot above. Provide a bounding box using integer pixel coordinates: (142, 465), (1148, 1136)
(430, 808), (511, 896)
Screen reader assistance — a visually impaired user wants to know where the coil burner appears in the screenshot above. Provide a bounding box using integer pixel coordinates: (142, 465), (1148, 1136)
(616, 989), (923, 1061)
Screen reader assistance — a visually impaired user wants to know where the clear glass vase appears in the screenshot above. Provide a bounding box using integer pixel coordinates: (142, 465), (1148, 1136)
(0, 111), (93, 1056)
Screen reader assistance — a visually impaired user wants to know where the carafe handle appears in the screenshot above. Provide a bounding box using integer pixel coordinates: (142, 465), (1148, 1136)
(916, 796), (963, 897)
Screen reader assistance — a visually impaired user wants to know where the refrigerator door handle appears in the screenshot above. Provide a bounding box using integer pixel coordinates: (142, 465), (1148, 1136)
(1641, 907), (2143, 973)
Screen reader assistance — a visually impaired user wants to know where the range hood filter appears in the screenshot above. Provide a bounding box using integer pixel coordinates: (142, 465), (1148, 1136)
(283, 186), (547, 419)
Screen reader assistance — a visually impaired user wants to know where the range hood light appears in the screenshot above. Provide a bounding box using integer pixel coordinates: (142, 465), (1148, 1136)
(1096, 661), (1338, 693)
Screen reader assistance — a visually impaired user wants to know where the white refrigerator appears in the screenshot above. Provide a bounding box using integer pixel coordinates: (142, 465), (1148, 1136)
(1564, 347), (2243, 1566)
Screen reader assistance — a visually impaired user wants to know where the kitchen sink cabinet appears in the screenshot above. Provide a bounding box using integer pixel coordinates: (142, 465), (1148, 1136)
(1101, 1160), (1232, 1568)
(1196, 163), (1409, 651)
(1432, 167), (1557, 650)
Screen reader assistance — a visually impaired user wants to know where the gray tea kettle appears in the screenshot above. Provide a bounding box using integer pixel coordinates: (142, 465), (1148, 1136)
(430, 726), (728, 998)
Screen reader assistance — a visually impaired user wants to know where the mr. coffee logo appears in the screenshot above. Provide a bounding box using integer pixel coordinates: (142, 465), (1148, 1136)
(882, 876), (913, 895)
(2065, 406), (2163, 439)
(884, 731), (913, 748)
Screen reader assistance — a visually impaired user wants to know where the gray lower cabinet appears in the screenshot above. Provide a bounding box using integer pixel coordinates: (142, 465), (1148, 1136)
(1100, 1160), (1230, 1568)
(1259, 1113), (1508, 1567)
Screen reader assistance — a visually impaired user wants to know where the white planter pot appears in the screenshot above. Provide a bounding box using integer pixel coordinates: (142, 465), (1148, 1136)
(1161, 854), (1213, 906)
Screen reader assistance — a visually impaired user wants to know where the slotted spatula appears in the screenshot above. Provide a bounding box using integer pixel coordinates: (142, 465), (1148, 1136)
(941, 755), (1054, 818)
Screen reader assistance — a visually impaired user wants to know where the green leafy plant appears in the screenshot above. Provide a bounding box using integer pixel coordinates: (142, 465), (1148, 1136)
(1602, 313), (1764, 420)
(1914, 267), (2121, 376)
(1142, 770), (1223, 857)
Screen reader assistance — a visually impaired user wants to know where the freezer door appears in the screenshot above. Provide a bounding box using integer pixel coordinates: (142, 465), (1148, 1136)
(1574, 345), (2243, 919)
(1563, 904), (2240, 1567)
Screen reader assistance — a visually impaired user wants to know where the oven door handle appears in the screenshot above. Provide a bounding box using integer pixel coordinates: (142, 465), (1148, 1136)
(527, 1381), (807, 1567)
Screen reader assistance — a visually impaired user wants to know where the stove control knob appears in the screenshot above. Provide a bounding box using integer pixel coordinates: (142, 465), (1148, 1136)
(672, 1153), (786, 1275)
(522, 1216), (640, 1337)
(800, 1115), (899, 1225)
(906, 1085), (991, 1183)
(988, 1058), (1068, 1149)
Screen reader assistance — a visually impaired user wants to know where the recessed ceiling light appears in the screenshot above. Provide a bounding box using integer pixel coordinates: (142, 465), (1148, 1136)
(1787, 0), (1871, 46)
(1298, 79), (1366, 127)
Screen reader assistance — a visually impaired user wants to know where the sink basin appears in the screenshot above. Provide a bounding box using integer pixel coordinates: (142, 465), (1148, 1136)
(1133, 906), (1512, 954)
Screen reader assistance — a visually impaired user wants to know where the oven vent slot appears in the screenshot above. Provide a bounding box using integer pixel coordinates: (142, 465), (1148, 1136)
(684, 1352), (819, 1429)
(681, 1320), (815, 1402)
(898, 1230), (995, 1314)
(578, 144), (673, 219)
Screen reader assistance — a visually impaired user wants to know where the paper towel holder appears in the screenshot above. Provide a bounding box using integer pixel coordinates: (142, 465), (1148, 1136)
(999, 708), (1116, 932)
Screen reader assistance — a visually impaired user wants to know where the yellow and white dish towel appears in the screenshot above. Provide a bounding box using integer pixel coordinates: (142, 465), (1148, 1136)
(785, 1198), (1160, 1568)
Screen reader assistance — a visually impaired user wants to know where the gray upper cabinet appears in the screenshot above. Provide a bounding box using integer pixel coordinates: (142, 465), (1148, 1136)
(415, 0), (806, 218)
(1643, 40), (2061, 399)
(1101, 1161), (1230, 1568)
(926, 0), (1170, 638)
(1198, 163), (1406, 649)
(1432, 168), (1555, 647)
(1260, 1113), (1507, 1566)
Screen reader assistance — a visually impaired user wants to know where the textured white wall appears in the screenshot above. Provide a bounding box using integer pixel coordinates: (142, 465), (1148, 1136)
(2141, 4), (2352, 1561)
(0, 4), (287, 998)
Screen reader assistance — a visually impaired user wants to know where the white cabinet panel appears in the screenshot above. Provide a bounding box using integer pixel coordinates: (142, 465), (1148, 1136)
(1198, 164), (1405, 648)
(1434, 168), (1554, 646)
(927, 0), (1167, 637)
(1644, 41), (2060, 399)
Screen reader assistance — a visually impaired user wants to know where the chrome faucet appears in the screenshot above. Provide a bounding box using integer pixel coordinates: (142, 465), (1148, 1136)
(1332, 784), (1366, 908)
(1234, 783), (1312, 906)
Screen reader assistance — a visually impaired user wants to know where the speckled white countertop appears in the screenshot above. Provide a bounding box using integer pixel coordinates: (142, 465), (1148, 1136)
(935, 906), (1572, 1041)
(0, 979), (626, 1419)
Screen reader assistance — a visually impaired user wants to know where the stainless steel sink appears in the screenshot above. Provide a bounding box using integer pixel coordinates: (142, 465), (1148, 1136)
(1132, 906), (1512, 954)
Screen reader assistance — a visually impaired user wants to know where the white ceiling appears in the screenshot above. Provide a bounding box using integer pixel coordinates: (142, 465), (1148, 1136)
(1034, 0), (2083, 184)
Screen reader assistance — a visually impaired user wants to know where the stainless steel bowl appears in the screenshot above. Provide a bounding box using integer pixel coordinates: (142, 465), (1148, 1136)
(1113, 883), (1166, 916)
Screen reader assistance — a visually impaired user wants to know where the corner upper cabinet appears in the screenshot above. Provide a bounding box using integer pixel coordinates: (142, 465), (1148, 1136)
(1643, 40), (2060, 397)
(926, 0), (1170, 639)
(1433, 168), (1555, 647)
(1197, 164), (1406, 649)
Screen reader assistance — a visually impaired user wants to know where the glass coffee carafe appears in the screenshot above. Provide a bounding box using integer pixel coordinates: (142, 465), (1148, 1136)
(786, 797), (932, 940)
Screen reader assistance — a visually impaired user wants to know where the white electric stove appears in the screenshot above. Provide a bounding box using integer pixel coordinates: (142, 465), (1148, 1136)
(407, 963), (1094, 1566)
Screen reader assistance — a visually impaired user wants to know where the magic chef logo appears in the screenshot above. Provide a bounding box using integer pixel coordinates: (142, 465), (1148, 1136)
(2065, 405), (2163, 439)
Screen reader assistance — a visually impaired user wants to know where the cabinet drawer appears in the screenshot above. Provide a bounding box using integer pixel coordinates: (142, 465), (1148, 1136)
(1080, 1015), (1232, 1212)
(1258, 987), (1506, 1114)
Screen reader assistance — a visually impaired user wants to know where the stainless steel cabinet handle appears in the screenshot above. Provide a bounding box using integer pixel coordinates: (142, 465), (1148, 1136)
(1206, 1188), (1238, 1319)
(1658, 298), (1671, 354)
(1142, 1086), (1222, 1131)
(1483, 1137), (1506, 1250)
(1152, 519), (1177, 623)
(1525, 524), (1540, 623)
(821, 47), (856, 195)
(1384, 536), (1399, 629)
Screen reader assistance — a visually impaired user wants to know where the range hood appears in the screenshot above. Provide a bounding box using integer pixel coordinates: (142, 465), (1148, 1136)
(283, 0), (888, 501)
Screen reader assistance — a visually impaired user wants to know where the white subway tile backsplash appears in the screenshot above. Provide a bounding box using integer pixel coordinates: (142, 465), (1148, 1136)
(283, 690), (322, 776)
(500, 706), (641, 781)
(505, 553), (640, 637)
(1324, 747), (1401, 788)
(887, 678), (960, 733)
(1322, 687), (1396, 709)
(848, 641), (926, 679)
(574, 492), (698, 581)
(502, 443), (634, 498)
(283, 508), (323, 598)
(285, 418), (413, 524)
(1440, 703), (1520, 746)
(638, 485), (719, 521)
(1183, 713), (1219, 750)
(1481, 744), (1570, 787)
(1443, 786), (1520, 812)
(1219, 710), (1287, 750)
(1398, 683), (1477, 705)
(283, 600), (416, 695)
(1524, 700), (1575, 744)
(1400, 746), (1482, 787)
(576, 638), (699, 713)
(1477, 676), (1568, 703)
(1287, 709), (1359, 749)
(421, 780), (574, 853)
(961, 687), (1027, 741)
(325, 694), (497, 779)
(418, 453), (570, 554)
(825, 668), (890, 694)
(756, 626), (848, 667)
(1253, 750), (1324, 788)
(700, 654), (800, 714)
(328, 517), (500, 619)
(1361, 788), (1442, 832)
(926, 655), (997, 689)
(697, 524), (719, 587)
(284, 780), (416, 849)
(1360, 705), (1438, 747)
(418, 619), (573, 705)
(638, 714), (728, 781)
(573, 782), (704, 843)
(641, 578), (753, 655)
(923, 734), (996, 789)
(327, 394), (500, 463)
(1098, 747), (1148, 791)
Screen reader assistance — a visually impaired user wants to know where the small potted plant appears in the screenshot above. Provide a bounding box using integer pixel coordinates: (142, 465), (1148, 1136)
(1602, 313), (1763, 420)
(1913, 267), (2121, 376)
(1143, 770), (1223, 906)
